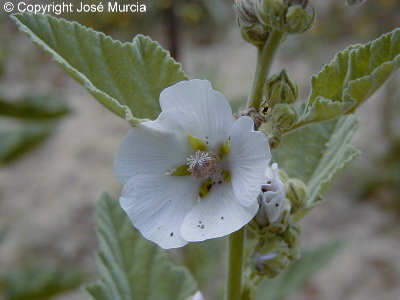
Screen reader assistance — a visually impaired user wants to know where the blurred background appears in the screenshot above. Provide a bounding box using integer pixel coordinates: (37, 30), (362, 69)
(0, 0), (399, 299)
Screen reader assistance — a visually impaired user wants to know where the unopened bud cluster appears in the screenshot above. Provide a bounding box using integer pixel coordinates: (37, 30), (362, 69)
(259, 70), (299, 148)
(264, 69), (298, 107)
(234, 0), (315, 46)
(256, 0), (314, 34)
(250, 218), (301, 277)
(234, 0), (269, 47)
(247, 167), (308, 278)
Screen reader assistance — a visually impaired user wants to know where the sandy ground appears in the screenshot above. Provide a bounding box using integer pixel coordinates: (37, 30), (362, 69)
(0, 21), (399, 300)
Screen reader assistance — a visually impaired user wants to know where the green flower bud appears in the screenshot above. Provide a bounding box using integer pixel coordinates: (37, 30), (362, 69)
(285, 178), (308, 214)
(251, 219), (301, 277)
(259, 122), (281, 149)
(271, 103), (298, 130)
(240, 24), (270, 47)
(254, 0), (314, 34)
(234, 0), (272, 47)
(255, 0), (286, 31)
(252, 239), (290, 277)
(264, 70), (298, 107)
(284, 4), (315, 34)
(285, 0), (309, 7)
(282, 223), (300, 248)
(278, 168), (290, 182)
(283, 224), (301, 261)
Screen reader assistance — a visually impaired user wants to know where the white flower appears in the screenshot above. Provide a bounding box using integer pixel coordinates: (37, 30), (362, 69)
(114, 79), (270, 249)
(255, 163), (285, 225)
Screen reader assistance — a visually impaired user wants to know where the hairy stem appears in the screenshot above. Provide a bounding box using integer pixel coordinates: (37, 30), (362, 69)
(247, 30), (285, 110)
(225, 227), (245, 300)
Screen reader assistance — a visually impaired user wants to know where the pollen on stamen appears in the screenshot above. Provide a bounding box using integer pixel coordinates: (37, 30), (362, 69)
(187, 151), (212, 169)
(186, 150), (221, 178)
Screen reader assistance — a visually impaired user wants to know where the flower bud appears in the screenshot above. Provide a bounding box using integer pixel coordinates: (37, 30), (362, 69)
(240, 24), (270, 47)
(255, 0), (286, 31)
(255, 0), (314, 34)
(234, 0), (259, 25)
(271, 103), (298, 130)
(285, 0), (309, 7)
(264, 70), (298, 107)
(255, 163), (286, 227)
(252, 239), (290, 277)
(283, 223), (300, 248)
(234, 0), (271, 47)
(285, 178), (308, 214)
(258, 122), (281, 149)
(284, 4), (315, 34)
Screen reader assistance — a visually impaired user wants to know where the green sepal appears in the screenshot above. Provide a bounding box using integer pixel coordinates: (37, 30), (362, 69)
(170, 165), (191, 176)
(199, 179), (213, 199)
(219, 141), (230, 158)
(222, 170), (231, 183)
(187, 134), (207, 151)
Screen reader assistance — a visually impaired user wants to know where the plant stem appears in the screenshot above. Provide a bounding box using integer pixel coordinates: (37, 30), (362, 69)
(225, 227), (245, 300)
(247, 30), (285, 110)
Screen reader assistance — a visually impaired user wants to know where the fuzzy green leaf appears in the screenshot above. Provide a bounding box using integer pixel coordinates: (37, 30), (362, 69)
(86, 193), (197, 300)
(274, 115), (359, 209)
(0, 95), (70, 120)
(0, 123), (54, 165)
(297, 28), (400, 126)
(0, 264), (86, 300)
(11, 13), (188, 126)
(256, 241), (344, 300)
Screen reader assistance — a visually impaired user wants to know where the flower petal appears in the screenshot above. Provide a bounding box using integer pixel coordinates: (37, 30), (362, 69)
(158, 79), (234, 151)
(270, 163), (285, 193)
(228, 116), (271, 206)
(261, 192), (285, 223)
(120, 174), (200, 249)
(114, 122), (190, 184)
(180, 183), (259, 242)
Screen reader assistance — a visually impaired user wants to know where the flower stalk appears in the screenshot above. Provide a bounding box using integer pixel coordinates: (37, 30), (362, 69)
(225, 227), (246, 300)
(247, 30), (285, 110)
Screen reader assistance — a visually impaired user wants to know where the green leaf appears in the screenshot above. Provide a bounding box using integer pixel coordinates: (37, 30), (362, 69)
(274, 115), (360, 209)
(0, 264), (86, 300)
(0, 123), (54, 165)
(256, 241), (344, 300)
(182, 239), (225, 299)
(11, 13), (188, 126)
(0, 95), (70, 120)
(86, 193), (197, 300)
(297, 28), (400, 126)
